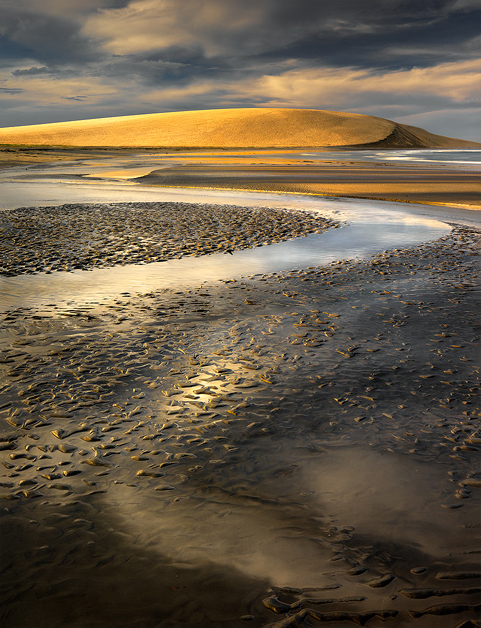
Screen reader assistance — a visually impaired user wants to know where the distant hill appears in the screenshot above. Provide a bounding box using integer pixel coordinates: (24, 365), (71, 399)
(0, 108), (478, 148)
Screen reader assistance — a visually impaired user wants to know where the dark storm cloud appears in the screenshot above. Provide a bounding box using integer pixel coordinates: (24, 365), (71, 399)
(0, 0), (479, 139)
(80, 0), (480, 65)
(1, 10), (92, 64)
(12, 66), (50, 76)
(0, 87), (25, 94)
(3, 0), (477, 69)
(62, 95), (89, 101)
(279, 11), (480, 70)
(0, 0), (133, 66)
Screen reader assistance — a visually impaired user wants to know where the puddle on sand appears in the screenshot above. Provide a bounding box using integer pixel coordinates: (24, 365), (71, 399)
(106, 444), (476, 588)
(299, 447), (478, 556)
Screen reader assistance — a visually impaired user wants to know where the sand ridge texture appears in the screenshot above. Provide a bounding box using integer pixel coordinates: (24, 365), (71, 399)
(1, 225), (480, 627)
(137, 162), (481, 209)
(0, 202), (337, 276)
(0, 108), (479, 148)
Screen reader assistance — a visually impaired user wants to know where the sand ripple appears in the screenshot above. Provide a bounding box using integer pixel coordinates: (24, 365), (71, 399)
(0, 201), (336, 276)
(0, 223), (479, 627)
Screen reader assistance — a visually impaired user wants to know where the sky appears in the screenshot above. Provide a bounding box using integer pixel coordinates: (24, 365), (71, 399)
(1, 0), (480, 140)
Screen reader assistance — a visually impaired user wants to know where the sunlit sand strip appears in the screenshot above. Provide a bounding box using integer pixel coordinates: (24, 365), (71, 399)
(127, 182), (481, 211)
(83, 167), (172, 179)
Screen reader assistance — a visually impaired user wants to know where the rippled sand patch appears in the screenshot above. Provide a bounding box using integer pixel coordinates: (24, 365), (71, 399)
(0, 201), (337, 276)
(0, 225), (480, 627)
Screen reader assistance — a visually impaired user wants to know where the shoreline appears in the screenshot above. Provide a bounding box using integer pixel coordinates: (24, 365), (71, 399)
(0, 201), (337, 277)
(132, 182), (481, 211)
(0, 193), (453, 312)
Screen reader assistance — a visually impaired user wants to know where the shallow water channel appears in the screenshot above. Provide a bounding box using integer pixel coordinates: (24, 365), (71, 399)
(0, 177), (449, 311)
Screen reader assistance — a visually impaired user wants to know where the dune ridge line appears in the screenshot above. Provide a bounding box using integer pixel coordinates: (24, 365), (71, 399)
(0, 108), (478, 149)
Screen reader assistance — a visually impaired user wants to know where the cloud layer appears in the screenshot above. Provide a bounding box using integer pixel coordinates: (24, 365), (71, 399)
(1, 0), (480, 140)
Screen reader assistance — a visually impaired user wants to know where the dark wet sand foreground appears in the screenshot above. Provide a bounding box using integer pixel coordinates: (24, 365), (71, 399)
(1, 205), (480, 627)
(0, 202), (336, 276)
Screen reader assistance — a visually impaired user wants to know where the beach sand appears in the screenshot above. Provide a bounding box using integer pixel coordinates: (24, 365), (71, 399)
(0, 201), (336, 276)
(137, 159), (481, 209)
(0, 147), (139, 169)
(1, 143), (480, 626)
(1, 147), (480, 209)
(1, 203), (480, 626)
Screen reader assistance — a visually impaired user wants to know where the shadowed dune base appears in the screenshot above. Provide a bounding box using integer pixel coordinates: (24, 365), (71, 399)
(0, 108), (479, 149)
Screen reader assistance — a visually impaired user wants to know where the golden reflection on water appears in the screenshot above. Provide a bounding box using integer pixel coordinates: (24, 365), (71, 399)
(84, 167), (166, 179)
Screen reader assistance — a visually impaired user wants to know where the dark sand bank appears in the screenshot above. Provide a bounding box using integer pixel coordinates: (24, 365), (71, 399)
(1, 219), (480, 627)
(0, 147), (201, 171)
(0, 147), (143, 169)
(0, 202), (336, 276)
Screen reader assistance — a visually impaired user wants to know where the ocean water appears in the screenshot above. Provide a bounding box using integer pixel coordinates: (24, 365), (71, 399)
(299, 148), (481, 169)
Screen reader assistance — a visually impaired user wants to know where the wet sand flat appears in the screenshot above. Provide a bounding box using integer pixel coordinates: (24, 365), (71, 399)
(1, 209), (480, 627)
(0, 148), (142, 170)
(0, 148), (480, 626)
(0, 201), (336, 276)
(1, 147), (480, 209)
(138, 162), (481, 208)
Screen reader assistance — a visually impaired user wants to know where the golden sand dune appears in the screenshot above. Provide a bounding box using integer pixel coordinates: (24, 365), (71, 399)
(0, 108), (478, 148)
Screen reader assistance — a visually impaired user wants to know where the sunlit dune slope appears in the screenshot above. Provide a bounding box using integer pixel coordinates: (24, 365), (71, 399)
(0, 108), (478, 148)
